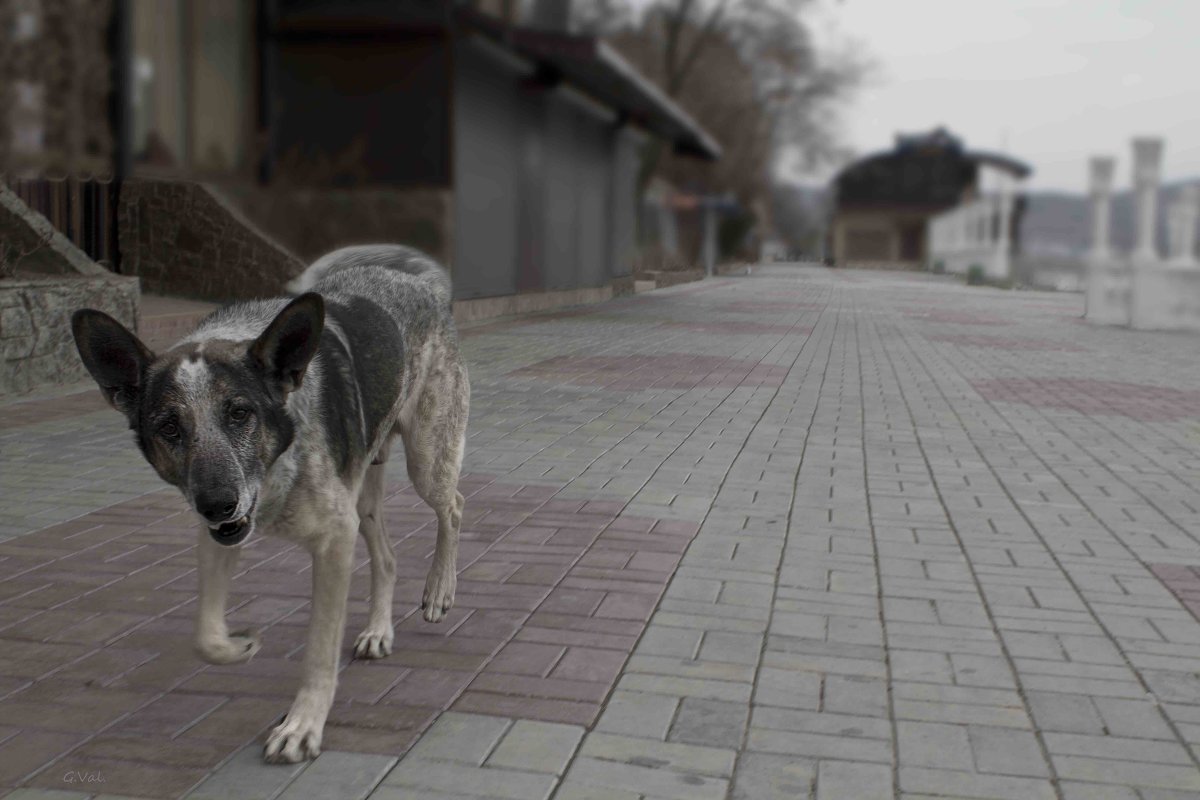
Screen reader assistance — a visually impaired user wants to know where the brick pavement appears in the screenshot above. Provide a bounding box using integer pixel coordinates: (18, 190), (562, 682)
(3, 266), (1200, 799)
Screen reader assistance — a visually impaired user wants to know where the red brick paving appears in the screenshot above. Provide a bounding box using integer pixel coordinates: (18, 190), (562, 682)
(1149, 564), (1200, 621)
(926, 334), (1087, 352)
(973, 378), (1200, 422)
(720, 300), (825, 313)
(510, 354), (789, 390)
(0, 390), (109, 432)
(0, 471), (698, 795)
(905, 307), (1012, 325)
(657, 321), (806, 336)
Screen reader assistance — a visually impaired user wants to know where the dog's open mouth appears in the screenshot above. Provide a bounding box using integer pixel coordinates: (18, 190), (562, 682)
(209, 512), (253, 546)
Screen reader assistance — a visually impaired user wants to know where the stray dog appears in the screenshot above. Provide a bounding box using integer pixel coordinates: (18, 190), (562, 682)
(72, 245), (469, 763)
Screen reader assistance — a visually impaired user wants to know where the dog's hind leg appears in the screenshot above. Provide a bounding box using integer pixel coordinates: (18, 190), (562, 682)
(194, 530), (260, 664)
(402, 360), (469, 624)
(353, 439), (396, 659)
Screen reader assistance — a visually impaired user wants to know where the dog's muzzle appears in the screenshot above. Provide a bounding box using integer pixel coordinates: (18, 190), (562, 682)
(209, 515), (252, 546)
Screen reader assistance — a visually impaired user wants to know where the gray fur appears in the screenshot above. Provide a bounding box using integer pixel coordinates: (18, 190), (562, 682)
(71, 245), (470, 764)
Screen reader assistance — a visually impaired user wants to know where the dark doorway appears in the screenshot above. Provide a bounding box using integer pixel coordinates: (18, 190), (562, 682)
(900, 223), (924, 261)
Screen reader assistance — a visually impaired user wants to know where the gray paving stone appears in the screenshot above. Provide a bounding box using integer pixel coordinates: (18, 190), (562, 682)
(896, 721), (973, 770)
(899, 766), (1057, 800)
(277, 751), (396, 800)
(967, 725), (1051, 778)
(668, 697), (748, 749)
(816, 760), (892, 800)
(562, 756), (728, 800)
(1025, 690), (1105, 734)
(579, 731), (736, 778)
(729, 752), (816, 800)
(405, 712), (512, 766)
(486, 720), (585, 776)
(185, 745), (307, 800)
(594, 690), (680, 740)
(380, 760), (556, 800)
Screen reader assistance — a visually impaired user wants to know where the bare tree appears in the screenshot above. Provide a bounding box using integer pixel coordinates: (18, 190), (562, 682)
(581, 0), (869, 209)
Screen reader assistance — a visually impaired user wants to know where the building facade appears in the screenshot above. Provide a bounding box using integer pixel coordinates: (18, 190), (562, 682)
(4, 0), (719, 308)
(828, 127), (1029, 269)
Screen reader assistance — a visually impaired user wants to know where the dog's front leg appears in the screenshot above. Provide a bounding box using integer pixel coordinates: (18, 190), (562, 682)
(194, 531), (261, 664)
(264, 526), (355, 763)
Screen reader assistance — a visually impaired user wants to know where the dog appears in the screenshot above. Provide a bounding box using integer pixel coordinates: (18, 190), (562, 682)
(71, 245), (469, 763)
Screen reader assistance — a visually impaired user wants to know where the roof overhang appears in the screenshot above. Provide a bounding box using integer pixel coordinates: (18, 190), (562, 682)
(966, 150), (1032, 179)
(459, 12), (721, 161)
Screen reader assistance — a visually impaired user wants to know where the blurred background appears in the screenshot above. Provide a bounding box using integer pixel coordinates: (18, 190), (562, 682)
(1, 0), (1198, 390)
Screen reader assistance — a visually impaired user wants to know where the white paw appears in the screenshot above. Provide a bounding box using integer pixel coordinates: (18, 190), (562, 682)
(353, 626), (394, 659)
(263, 711), (323, 763)
(422, 568), (456, 623)
(194, 629), (261, 665)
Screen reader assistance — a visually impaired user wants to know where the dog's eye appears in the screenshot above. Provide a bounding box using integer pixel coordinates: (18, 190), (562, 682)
(229, 407), (251, 423)
(159, 422), (180, 439)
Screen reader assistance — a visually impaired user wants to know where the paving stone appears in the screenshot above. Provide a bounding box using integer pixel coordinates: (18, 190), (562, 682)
(405, 712), (512, 766)
(485, 720), (584, 775)
(562, 756), (728, 800)
(184, 745), (307, 800)
(10, 266), (1200, 800)
(896, 721), (973, 770)
(967, 725), (1051, 777)
(669, 697), (748, 749)
(816, 760), (892, 800)
(899, 766), (1057, 800)
(729, 752), (815, 800)
(594, 691), (679, 740)
(276, 751), (396, 800)
(579, 731), (736, 777)
(380, 759), (556, 800)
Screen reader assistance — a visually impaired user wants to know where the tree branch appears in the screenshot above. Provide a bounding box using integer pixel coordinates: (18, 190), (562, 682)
(669, 0), (730, 97)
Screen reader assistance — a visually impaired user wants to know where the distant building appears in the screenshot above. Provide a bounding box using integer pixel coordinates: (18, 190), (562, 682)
(828, 127), (1029, 269)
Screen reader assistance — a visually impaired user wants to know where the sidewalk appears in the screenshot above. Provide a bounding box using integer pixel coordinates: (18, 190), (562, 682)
(2, 265), (1200, 799)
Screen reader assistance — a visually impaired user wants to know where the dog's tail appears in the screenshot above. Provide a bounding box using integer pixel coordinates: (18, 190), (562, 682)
(287, 245), (452, 305)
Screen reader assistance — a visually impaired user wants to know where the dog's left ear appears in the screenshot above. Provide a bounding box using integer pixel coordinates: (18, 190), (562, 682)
(251, 293), (324, 394)
(71, 309), (154, 417)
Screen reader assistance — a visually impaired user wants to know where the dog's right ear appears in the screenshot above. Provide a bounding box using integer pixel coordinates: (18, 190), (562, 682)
(250, 293), (325, 395)
(71, 309), (154, 417)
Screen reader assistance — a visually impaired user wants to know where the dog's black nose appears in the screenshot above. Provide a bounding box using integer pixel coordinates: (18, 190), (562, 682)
(196, 493), (239, 523)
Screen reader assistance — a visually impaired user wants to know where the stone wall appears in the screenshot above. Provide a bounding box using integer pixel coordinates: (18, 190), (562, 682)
(213, 183), (454, 268)
(1, 274), (139, 397)
(118, 179), (305, 302)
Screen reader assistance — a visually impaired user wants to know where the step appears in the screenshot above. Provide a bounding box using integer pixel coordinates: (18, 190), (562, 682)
(139, 295), (217, 352)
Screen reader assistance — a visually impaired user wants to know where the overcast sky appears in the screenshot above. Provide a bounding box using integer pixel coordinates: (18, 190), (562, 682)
(810, 0), (1200, 193)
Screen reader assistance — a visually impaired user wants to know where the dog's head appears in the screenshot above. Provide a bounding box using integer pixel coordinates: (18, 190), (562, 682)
(71, 294), (325, 547)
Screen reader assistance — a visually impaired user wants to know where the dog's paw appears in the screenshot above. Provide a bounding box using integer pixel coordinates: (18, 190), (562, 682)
(194, 629), (261, 665)
(263, 713), (322, 764)
(421, 568), (456, 623)
(353, 626), (394, 659)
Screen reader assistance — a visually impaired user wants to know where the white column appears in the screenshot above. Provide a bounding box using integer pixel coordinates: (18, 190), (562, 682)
(1088, 157), (1115, 261)
(1168, 184), (1199, 266)
(994, 179), (1013, 279)
(1131, 137), (1164, 263)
